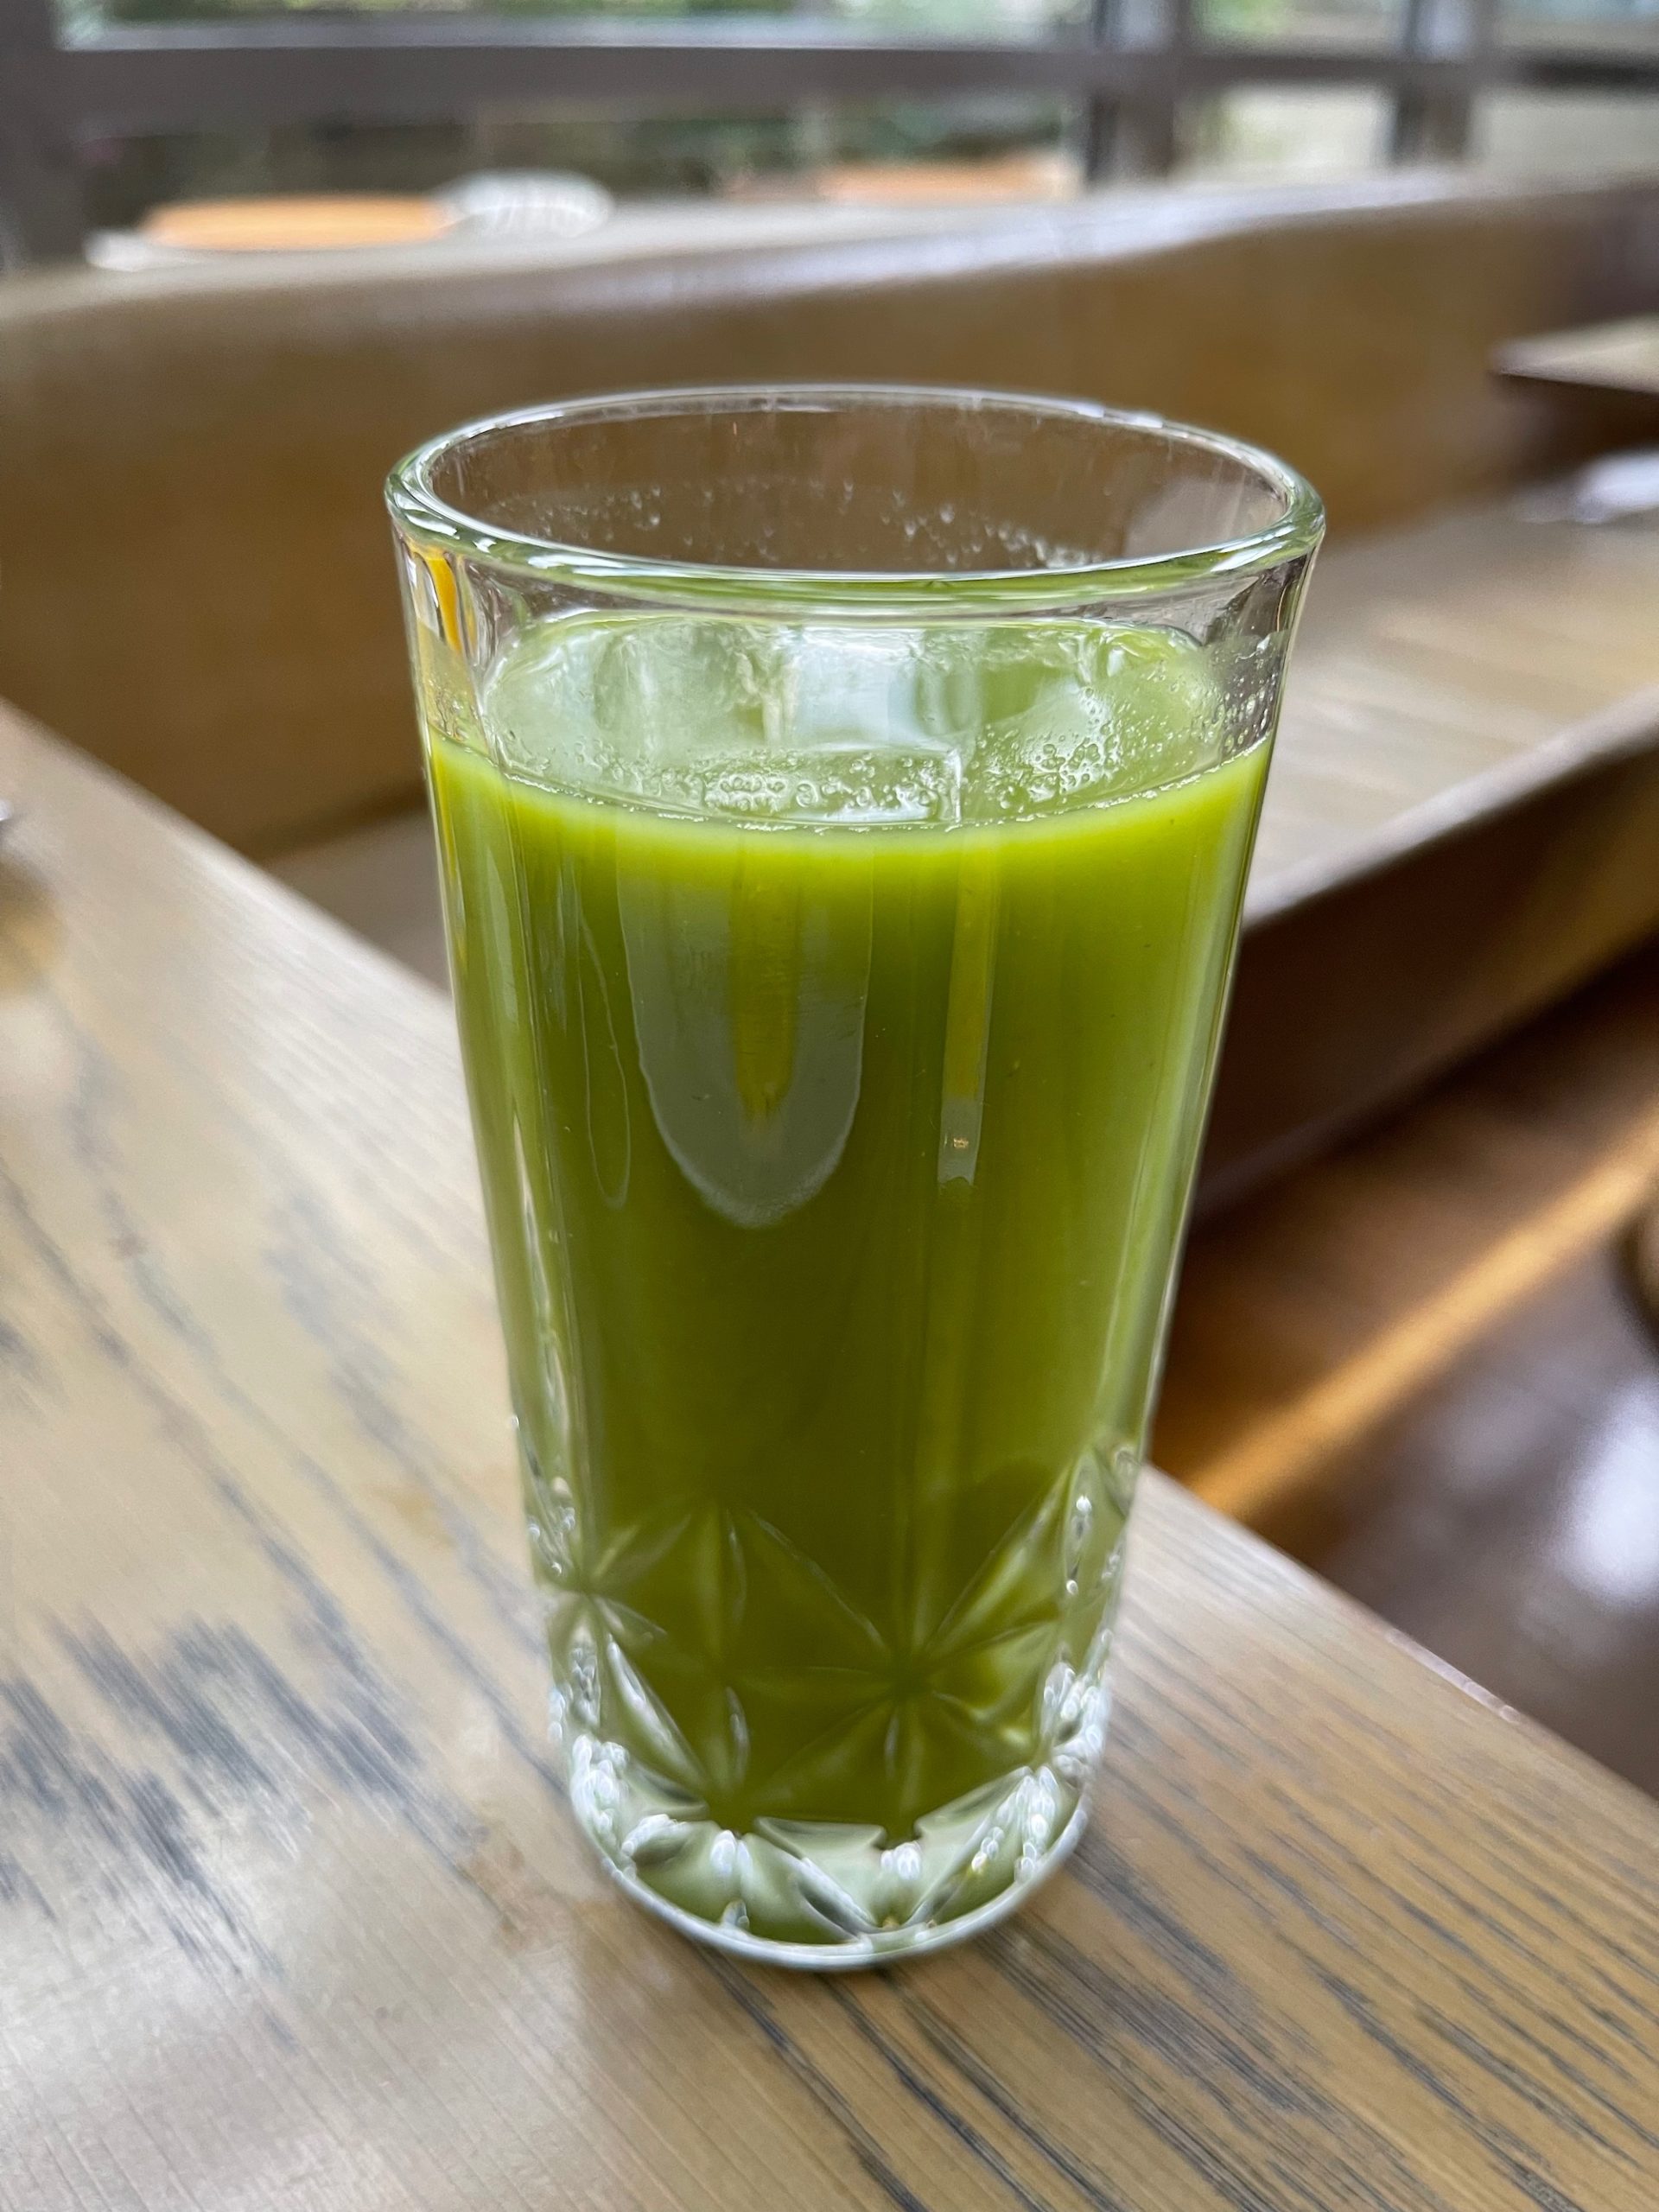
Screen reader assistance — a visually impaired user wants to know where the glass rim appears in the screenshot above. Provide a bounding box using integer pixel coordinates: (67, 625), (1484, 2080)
(386, 383), (1325, 615)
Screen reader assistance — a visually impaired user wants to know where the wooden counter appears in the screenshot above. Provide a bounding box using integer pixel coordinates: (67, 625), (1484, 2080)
(3, 702), (1656, 2212)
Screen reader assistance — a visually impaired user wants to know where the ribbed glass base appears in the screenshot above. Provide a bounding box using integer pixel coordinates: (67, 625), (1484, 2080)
(597, 1793), (1090, 1969)
(530, 1430), (1129, 1964)
(559, 1669), (1110, 1967)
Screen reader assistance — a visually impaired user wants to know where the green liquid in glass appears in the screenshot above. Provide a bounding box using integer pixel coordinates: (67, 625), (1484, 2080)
(423, 612), (1266, 1945)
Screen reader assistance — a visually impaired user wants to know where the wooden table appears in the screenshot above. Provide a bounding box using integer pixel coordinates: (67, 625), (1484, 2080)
(3, 702), (1657, 2212)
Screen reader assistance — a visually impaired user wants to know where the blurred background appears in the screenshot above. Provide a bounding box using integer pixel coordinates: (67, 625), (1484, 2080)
(3, 0), (1657, 1802)
(3, 0), (1658, 262)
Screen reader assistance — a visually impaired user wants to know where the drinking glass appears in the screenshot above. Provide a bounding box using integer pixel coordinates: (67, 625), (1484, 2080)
(387, 387), (1322, 1966)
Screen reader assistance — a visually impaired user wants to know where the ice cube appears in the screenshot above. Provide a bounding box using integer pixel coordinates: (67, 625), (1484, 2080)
(1090, 625), (1219, 791)
(912, 620), (1095, 753)
(480, 610), (1216, 829)
(591, 615), (785, 756)
(919, 620), (1221, 822)
(484, 612), (788, 802)
(697, 741), (962, 827)
(780, 624), (938, 755)
(483, 613), (964, 826)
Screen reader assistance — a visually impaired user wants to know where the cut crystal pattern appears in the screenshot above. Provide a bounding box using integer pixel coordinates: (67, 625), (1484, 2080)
(525, 1433), (1131, 1960)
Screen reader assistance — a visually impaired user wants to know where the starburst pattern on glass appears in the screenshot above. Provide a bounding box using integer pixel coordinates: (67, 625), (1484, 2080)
(529, 1433), (1128, 1957)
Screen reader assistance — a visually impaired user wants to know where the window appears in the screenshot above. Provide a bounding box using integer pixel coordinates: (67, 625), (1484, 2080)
(4, 0), (1658, 265)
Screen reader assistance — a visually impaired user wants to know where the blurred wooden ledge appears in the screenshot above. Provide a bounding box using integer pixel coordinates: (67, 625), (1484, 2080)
(1155, 937), (1659, 1528)
(1203, 492), (1659, 1195)
(1495, 312), (1659, 401)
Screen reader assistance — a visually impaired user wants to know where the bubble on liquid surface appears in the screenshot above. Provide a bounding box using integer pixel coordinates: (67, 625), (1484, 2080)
(482, 611), (1224, 828)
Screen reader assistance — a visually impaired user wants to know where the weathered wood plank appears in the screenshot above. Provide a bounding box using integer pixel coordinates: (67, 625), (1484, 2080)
(3, 702), (1656, 2212)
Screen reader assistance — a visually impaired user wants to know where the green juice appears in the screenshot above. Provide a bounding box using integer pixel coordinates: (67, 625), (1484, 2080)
(423, 611), (1266, 1947)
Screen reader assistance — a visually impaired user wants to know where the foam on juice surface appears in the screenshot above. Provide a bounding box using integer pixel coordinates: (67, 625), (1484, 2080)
(480, 612), (1249, 829)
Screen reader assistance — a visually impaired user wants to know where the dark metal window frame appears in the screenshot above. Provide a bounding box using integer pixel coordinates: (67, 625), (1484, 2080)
(3, 0), (1657, 264)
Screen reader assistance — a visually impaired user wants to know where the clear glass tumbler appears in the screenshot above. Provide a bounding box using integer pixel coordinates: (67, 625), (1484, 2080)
(387, 388), (1322, 1966)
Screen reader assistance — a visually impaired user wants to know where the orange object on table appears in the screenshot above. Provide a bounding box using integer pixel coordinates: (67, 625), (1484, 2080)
(139, 194), (457, 253)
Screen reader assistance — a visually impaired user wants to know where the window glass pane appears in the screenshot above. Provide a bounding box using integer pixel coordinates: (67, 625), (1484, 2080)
(1195, 0), (1402, 46)
(81, 96), (1084, 237)
(821, 0), (1090, 24)
(83, 126), (474, 235)
(758, 101), (1083, 202)
(1178, 88), (1391, 175)
(79, 0), (1087, 22)
(1475, 90), (1659, 172)
(1498, 0), (1659, 50)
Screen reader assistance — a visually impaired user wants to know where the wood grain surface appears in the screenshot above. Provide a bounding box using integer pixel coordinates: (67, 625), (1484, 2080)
(3, 703), (1657, 2212)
